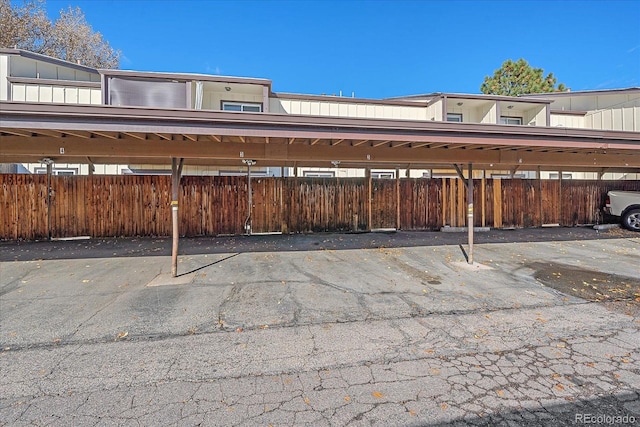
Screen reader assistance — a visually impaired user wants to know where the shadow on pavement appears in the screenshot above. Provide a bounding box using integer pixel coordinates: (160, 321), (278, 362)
(422, 392), (639, 426)
(1, 227), (637, 262)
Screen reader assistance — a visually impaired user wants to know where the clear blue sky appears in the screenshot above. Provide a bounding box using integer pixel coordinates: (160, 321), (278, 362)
(44, 0), (640, 99)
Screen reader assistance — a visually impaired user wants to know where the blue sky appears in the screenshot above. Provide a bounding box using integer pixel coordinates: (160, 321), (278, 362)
(43, 0), (640, 99)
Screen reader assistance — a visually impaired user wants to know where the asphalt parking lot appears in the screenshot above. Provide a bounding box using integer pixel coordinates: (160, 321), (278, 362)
(1, 227), (639, 426)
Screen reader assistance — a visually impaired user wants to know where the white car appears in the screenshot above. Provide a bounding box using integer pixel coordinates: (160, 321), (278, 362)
(605, 191), (640, 231)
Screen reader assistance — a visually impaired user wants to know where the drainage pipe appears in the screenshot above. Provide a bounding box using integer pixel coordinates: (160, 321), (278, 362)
(243, 160), (256, 235)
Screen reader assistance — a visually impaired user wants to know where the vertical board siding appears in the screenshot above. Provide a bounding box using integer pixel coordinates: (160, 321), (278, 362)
(371, 179), (397, 229)
(541, 180), (560, 225)
(283, 178), (367, 233)
(1, 174), (639, 240)
(561, 180), (640, 226)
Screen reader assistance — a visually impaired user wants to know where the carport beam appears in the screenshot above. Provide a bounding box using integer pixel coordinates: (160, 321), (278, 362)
(171, 158), (184, 277)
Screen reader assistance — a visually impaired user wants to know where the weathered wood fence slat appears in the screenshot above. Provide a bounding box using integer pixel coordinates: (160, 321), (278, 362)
(1, 175), (639, 240)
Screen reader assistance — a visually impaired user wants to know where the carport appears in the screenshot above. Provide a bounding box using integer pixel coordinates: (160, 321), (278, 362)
(2, 101), (640, 275)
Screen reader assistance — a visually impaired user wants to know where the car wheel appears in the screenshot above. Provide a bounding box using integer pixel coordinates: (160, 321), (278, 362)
(622, 208), (640, 231)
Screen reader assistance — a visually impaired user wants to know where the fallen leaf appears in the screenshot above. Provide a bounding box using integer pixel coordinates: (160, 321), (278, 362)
(344, 396), (351, 402)
(304, 397), (310, 404)
(115, 331), (128, 341)
(430, 368), (440, 375)
(614, 373), (621, 379)
(555, 384), (565, 391)
(496, 390), (505, 397)
(440, 403), (448, 410)
(372, 391), (384, 399)
(409, 410), (417, 416)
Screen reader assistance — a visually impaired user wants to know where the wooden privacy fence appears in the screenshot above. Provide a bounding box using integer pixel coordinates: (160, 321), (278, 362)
(1, 174), (639, 240)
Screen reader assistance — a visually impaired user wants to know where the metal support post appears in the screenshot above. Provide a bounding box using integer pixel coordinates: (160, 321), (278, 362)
(171, 158), (184, 277)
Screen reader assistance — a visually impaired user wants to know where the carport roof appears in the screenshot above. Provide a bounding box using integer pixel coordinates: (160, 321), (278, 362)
(1, 100), (639, 171)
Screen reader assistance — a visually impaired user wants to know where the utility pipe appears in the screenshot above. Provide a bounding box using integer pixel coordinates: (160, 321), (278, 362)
(243, 160), (256, 235)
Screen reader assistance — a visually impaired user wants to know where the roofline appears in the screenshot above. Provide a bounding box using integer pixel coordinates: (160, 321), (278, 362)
(550, 110), (588, 116)
(99, 69), (272, 89)
(1, 101), (638, 144)
(525, 87), (640, 97)
(388, 92), (552, 105)
(271, 92), (429, 107)
(385, 92), (440, 101)
(7, 76), (100, 88)
(2, 101), (638, 169)
(0, 48), (99, 74)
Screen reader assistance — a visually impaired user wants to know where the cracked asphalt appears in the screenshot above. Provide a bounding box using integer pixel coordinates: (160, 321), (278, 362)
(1, 228), (639, 426)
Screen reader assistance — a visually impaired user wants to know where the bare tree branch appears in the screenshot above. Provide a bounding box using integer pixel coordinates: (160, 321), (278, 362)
(0, 0), (120, 68)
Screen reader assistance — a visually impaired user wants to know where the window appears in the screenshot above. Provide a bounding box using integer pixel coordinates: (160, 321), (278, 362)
(220, 170), (268, 177)
(303, 171), (335, 178)
(499, 116), (523, 125)
(446, 113), (463, 122)
(34, 167), (78, 175)
(371, 170), (395, 179)
(490, 173), (526, 179)
(548, 173), (573, 180)
(222, 102), (262, 112)
(431, 173), (459, 178)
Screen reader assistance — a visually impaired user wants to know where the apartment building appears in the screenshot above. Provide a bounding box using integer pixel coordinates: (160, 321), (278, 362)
(1, 48), (639, 179)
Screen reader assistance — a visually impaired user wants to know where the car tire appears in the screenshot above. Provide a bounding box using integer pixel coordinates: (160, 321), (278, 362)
(622, 208), (640, 231)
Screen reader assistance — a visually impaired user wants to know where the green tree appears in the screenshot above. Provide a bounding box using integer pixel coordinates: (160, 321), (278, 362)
(0, 0), (120, 68)
(480, 58), (566, 96)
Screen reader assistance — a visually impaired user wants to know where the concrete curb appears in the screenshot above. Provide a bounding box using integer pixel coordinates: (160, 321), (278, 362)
(593, 223), (621, 231)
(440, 226), (491, 233)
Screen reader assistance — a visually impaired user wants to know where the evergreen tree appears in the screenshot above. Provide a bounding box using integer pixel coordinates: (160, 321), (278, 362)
(481, 59), (566, 96)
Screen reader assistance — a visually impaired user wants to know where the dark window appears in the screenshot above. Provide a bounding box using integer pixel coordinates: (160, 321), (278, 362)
(447, 113), (463, 122)
(499, 116), (523, 125)
(222, 102), (262, 112)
